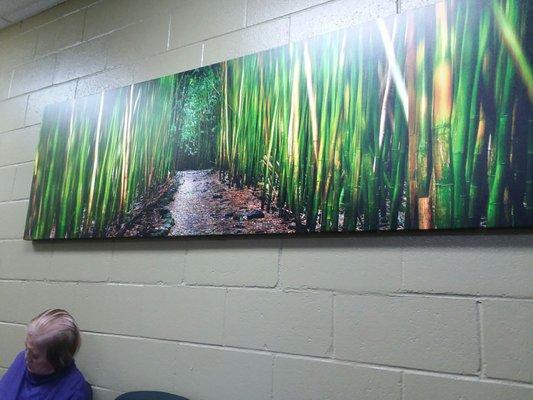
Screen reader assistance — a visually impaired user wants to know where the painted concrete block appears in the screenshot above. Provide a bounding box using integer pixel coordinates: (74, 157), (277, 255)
(273, 355), (401, 400)
(0, 281), (47, 322)
(11, 162), (34, 200)
(0, 31), (37, 71)
(84, 0), (179, 41)
(246, 0), (330, 26)
(21, 0), (99, 33)
(169, 0), (246, 50)
(0, 69), (12, 101)
(133, 44), (203, 84)
(26, 81), (77, 126)
(54, 38), (106, 84)
(173, 344), (272, 400)
(0, 323), (25, 369)
(403, 373), (533, 400)
(483, 300), (533, 383)
(75, 66), (134, 98)
(110, 241), (186, 284)
(11, 55), (56, 97)
(139, 285), (226, 344)
(48, 241), (114, 282)
(0, 201), (29, 239)
(34, 11), (85, 57)
(225, 289), (332, 356)
(0, 239), (52, 280)
(403, 235), (533, 297)
(281, 237), (402, 292)
(62, 283), (225, 344)
(69, 283), (145, 336)
(335, 295), (479, 373)
(78, 333), (273, 400)
(203, 18), (289, 66)
(105, 15), (169, 69)
(290, 0), (396, 43)
(0, 166), (16, 201)
(185, 239), (279, 287)
(0, 96), (28, 134)
(0, 126), (40, 167)
(77, 333), (178, 392)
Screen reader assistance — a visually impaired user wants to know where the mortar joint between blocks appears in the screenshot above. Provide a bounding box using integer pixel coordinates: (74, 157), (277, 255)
(476, 300), (487, 379)
(400, 370), (404, 400)
(270, 354), (276, 400)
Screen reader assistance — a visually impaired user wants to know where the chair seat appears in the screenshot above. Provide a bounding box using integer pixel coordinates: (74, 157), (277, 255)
(115, 391), (188, 400)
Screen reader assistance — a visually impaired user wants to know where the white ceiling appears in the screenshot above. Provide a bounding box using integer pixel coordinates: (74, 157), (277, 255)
(0, 0), (66, 29)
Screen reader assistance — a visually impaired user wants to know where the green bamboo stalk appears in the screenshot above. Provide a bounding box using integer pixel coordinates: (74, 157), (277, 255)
(450, 0), (477, 227)
(416, 36), (433, 229)
(432, 1), (454, 229)
(487, 0), (518, 227)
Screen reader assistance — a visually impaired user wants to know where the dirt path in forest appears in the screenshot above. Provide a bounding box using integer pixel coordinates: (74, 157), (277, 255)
(168, 169), (294, 236)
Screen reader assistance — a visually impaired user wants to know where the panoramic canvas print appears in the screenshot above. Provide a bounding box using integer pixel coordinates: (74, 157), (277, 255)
(25, 0), (533, 239)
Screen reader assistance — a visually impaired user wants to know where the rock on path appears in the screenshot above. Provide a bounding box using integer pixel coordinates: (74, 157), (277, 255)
(168, 169), (293, 236)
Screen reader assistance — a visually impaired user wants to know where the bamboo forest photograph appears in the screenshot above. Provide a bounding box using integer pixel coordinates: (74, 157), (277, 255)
(25, 0), (533, 239)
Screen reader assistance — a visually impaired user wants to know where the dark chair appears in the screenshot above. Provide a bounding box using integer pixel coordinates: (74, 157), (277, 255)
(115, 392), (188, 400)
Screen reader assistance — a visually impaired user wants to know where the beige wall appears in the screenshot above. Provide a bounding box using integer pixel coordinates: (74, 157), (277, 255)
(0, 0), (532, 399)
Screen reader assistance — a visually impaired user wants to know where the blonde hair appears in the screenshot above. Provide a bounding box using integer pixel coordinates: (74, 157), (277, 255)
(27, 309), (81, 371)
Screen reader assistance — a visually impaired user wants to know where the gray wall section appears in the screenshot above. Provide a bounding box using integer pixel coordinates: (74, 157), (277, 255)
(0, 0), (532, 399)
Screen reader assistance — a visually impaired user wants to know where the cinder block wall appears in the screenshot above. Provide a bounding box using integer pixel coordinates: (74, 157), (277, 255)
(0, 0), (532, 399)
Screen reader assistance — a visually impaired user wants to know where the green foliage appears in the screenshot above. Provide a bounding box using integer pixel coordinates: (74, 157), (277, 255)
(25, 0), (532, 238)
(26, 75), (182, 238)
(175, 67), (221, 170)
(217, 0), (532, 232)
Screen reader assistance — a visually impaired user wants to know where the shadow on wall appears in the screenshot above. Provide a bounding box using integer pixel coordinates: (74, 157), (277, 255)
(31, 229), (533, 252)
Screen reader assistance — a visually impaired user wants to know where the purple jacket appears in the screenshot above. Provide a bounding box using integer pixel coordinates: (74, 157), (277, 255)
(0, 351), (92, 400)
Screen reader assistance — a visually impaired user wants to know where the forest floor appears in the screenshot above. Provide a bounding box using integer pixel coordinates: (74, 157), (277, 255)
(117, 169), (296, 237)
(167, 169), (294, 236)
(114, 168), (404, 238)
